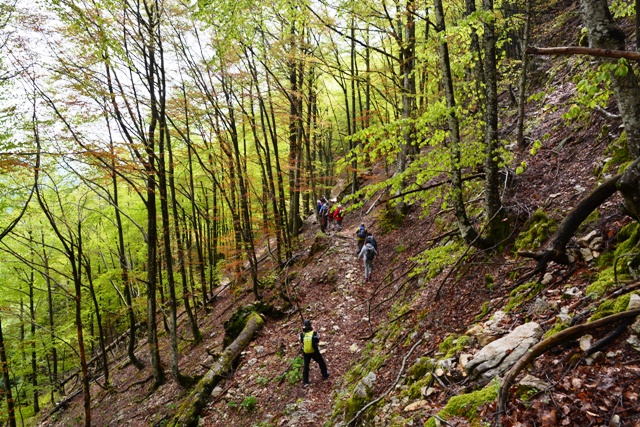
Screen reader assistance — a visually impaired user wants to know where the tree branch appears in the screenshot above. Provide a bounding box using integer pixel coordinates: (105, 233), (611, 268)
(526, 46), (640, 62)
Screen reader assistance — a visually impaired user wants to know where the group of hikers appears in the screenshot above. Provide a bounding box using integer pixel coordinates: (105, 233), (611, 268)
(317, 197), (344, 233)
(301, 203), (382, 386)
(300, 223), (379, 386)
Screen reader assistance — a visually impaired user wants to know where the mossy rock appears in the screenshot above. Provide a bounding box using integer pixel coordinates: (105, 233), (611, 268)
(514, 209), (557, 252)
(588, 223), (640, 297)
(404, 373), (433, 400)
(378, 203), (405, 234)
(424, 380), (499, 427)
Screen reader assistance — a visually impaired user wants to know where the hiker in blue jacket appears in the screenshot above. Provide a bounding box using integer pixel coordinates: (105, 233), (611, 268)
(355, 223), (367, 254)
(299, 320), (329, 386)
(358, 237), (378, 283)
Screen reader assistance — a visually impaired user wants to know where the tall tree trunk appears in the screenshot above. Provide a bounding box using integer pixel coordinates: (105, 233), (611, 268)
(40, 232), (60, 394)
(582, 0), (640, 220)
(434, 0), (490, 248)
(483, 0), (505, 240)
(110, 149), (144, 370)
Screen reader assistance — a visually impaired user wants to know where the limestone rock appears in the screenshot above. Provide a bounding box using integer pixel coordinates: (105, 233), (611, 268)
(466, 322), (543, 380)
(579, 335), (593, 352)
(403, 400), (430, 412)
(628, 294), (640, 310)
(519, 374), (549, 391)
(353, 372), (376, 398)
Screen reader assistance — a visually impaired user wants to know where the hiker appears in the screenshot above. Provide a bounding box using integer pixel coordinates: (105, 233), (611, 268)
(331, 204), (344, 231)
(299, 319), (329, 386)
(319, 201), (329, 233)
(358, 237), (378, 282)
(365, 233), (377, 251)
(355, 223), (367, 254)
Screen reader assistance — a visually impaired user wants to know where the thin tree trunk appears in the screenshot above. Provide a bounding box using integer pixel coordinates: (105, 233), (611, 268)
(0, 317), (17, 427)
(516, 0), (532, 149)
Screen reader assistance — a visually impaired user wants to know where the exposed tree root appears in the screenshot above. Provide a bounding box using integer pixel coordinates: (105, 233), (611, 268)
(518, 174), (621, 280)
(496, 308), (640, 426)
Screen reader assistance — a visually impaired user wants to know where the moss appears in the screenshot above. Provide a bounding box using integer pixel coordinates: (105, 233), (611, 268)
(544, 319), (570, 339)
(485, 274), (495, 291)
(475, 302), (491, 321)
(343, 393), (370, 423)
(223, 303), (270, 345)
(404, 373), (433, 400)
(586, 267), (617, 297)
(601, 134), (631, 176)
(590, 292), (638, 321)
(514, 209), (557, 252)
(407, 357), (435, 382)
(438, 335), (470, 358)
(578, 210), (599, 232)
(504, 281), (544, 313)
(424, 380), (499, 427)
(587, 223), (640, 297)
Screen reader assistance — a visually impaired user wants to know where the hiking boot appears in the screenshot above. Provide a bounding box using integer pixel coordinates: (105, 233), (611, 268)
(303, 382), (310, 387)
(323, 373), (330, 380)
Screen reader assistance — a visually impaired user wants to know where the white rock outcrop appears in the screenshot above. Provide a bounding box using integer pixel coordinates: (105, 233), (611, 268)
(465, 322), (543, 380)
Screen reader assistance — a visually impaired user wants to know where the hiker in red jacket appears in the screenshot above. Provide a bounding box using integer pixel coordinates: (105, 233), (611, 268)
(331, 204), (344, 231)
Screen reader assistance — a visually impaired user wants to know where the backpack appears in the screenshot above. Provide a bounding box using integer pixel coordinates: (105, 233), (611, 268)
(303, 331), (315, 354)
(365, 243), (376, 260)
(366, 235), (377, 250)
(357, 225), (367, 239)
(334, 207), (343, 220)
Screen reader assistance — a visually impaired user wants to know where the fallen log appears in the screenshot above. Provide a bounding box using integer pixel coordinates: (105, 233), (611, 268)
(168, 312), (264, 427)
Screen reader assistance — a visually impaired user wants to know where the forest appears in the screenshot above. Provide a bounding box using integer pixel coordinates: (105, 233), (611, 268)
(1, 0), (640, 425)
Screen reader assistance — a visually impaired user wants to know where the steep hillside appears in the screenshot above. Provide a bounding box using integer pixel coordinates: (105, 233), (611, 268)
(33, 2), (640, 427)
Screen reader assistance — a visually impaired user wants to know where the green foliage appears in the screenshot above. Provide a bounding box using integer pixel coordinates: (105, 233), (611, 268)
(424, 379), (499, 427)
(514, 209), (557, 252)
(611, 0), (635, 17)
(411, 240), (465, 280)
(285, 356), (304, 385)
(241, 395), (258, 412)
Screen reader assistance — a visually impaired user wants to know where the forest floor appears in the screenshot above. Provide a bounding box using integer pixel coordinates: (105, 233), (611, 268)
(34, 2), (640, 426)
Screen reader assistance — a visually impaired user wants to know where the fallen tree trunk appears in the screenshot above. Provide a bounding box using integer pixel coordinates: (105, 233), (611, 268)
(168, 312), (264, 427)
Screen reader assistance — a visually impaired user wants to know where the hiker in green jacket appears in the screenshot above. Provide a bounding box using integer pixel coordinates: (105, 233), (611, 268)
(298, 319), (329, 386)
